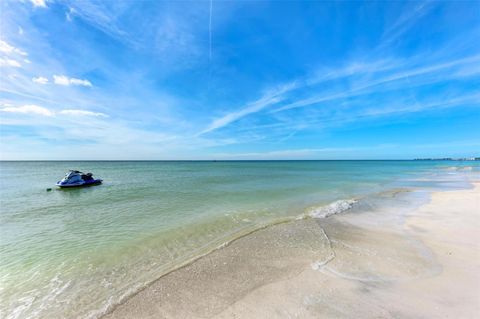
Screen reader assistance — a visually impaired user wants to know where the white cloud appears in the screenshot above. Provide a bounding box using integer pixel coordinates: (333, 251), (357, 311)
(0, 104), (54, 116)
(0, 40), (28, 56)
(59, 109), (108, 117)
(0, 104), (107, 118)
(32, 76), (49, 84)
(30, 0), (47, 8)
(0, 40), (27, 68)
(53, 75), (70, 85)
(66, 7), (75, 22)
(0, 58), (21, 67)
(53, 75), (92, 87)
(70, 78), (92, 86)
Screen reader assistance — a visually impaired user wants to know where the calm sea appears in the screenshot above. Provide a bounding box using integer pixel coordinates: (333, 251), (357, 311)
(0, 160), (478, 318)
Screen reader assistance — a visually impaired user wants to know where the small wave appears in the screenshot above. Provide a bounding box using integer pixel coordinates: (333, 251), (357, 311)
(307, 199), (357, 219)
(445, 166), (473, 171)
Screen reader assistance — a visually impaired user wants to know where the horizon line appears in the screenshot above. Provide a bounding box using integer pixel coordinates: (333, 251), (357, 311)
(1, 158), (478, 162)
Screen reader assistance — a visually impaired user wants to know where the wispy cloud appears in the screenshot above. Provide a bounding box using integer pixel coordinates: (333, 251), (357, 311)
(198, 54), (479, 136)
(0, 40), (28, 68)
(273, 55), (480, 113)
(59, 109), (108, 117)
(0, 104), (54, 116)
(378, 1), (434, 49)
(66, 7), (75, 22)
(0, 104), (107, 118)
(199, 82), (297, 135)
(32, 76), (49, 84)
(0, 40), (28, 56)
(299, 93), (480, 132)
(53, 75), (92, 87)
(306, 59), (397, 86)
(30, 0), (48, 8)
(61, 0), (207, 67)
(359, 94), (480, 118)
(61, 1), (133, 45)
(0, 58), (22, 68)
(213, 148), (323, 160)
(211, 145), (398, 160)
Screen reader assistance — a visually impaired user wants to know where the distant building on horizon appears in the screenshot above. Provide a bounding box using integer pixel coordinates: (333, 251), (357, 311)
(414, 157), (479, 161)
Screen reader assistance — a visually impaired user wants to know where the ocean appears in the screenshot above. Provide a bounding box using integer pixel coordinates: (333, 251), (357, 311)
(0, 160), (478, 319)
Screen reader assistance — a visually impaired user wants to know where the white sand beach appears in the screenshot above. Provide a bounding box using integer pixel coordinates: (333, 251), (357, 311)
(104, 183), (480, 319)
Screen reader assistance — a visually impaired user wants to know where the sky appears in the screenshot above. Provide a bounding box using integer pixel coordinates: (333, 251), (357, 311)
(0, 0), (479, 160)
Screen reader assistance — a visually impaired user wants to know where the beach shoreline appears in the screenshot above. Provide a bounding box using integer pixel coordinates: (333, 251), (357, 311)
(103, 182), (480, 319)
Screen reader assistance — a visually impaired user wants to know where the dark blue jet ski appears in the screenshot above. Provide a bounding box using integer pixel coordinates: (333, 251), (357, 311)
(56, 170), (102, 188)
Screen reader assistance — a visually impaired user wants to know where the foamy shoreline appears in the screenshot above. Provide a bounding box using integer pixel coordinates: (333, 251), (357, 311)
(102, 182), (480, 318)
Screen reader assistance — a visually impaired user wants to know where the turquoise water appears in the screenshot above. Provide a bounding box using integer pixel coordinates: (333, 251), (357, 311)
(0, 161), (478, 318)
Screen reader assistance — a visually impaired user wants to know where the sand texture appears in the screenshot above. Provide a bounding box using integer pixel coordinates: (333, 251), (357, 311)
(103, 183), (480, 319)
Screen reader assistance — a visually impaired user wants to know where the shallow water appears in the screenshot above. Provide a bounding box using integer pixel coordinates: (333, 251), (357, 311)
(0, 160), (478, 318)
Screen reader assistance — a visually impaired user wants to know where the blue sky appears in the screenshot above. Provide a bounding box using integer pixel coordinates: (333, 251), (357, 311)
(0, 0), (479, 160)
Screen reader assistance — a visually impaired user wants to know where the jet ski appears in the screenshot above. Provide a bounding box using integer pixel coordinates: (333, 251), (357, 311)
(56, 170), (102, 188)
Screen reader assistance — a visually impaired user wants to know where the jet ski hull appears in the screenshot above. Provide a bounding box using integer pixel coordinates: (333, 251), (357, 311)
(56, 179), (103, 188)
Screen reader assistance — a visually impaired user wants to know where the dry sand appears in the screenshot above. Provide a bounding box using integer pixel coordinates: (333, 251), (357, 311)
(103, 183), (480, 319)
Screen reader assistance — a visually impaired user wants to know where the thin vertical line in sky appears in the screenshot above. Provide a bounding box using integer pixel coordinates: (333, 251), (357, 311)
(209, 0), (213, 61)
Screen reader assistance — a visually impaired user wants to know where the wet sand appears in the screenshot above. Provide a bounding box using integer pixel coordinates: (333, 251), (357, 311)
(103, 183), (480, 319)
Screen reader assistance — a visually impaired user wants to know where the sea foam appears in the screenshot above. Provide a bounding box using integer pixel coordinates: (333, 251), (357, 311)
(307, 199), (357, 219)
